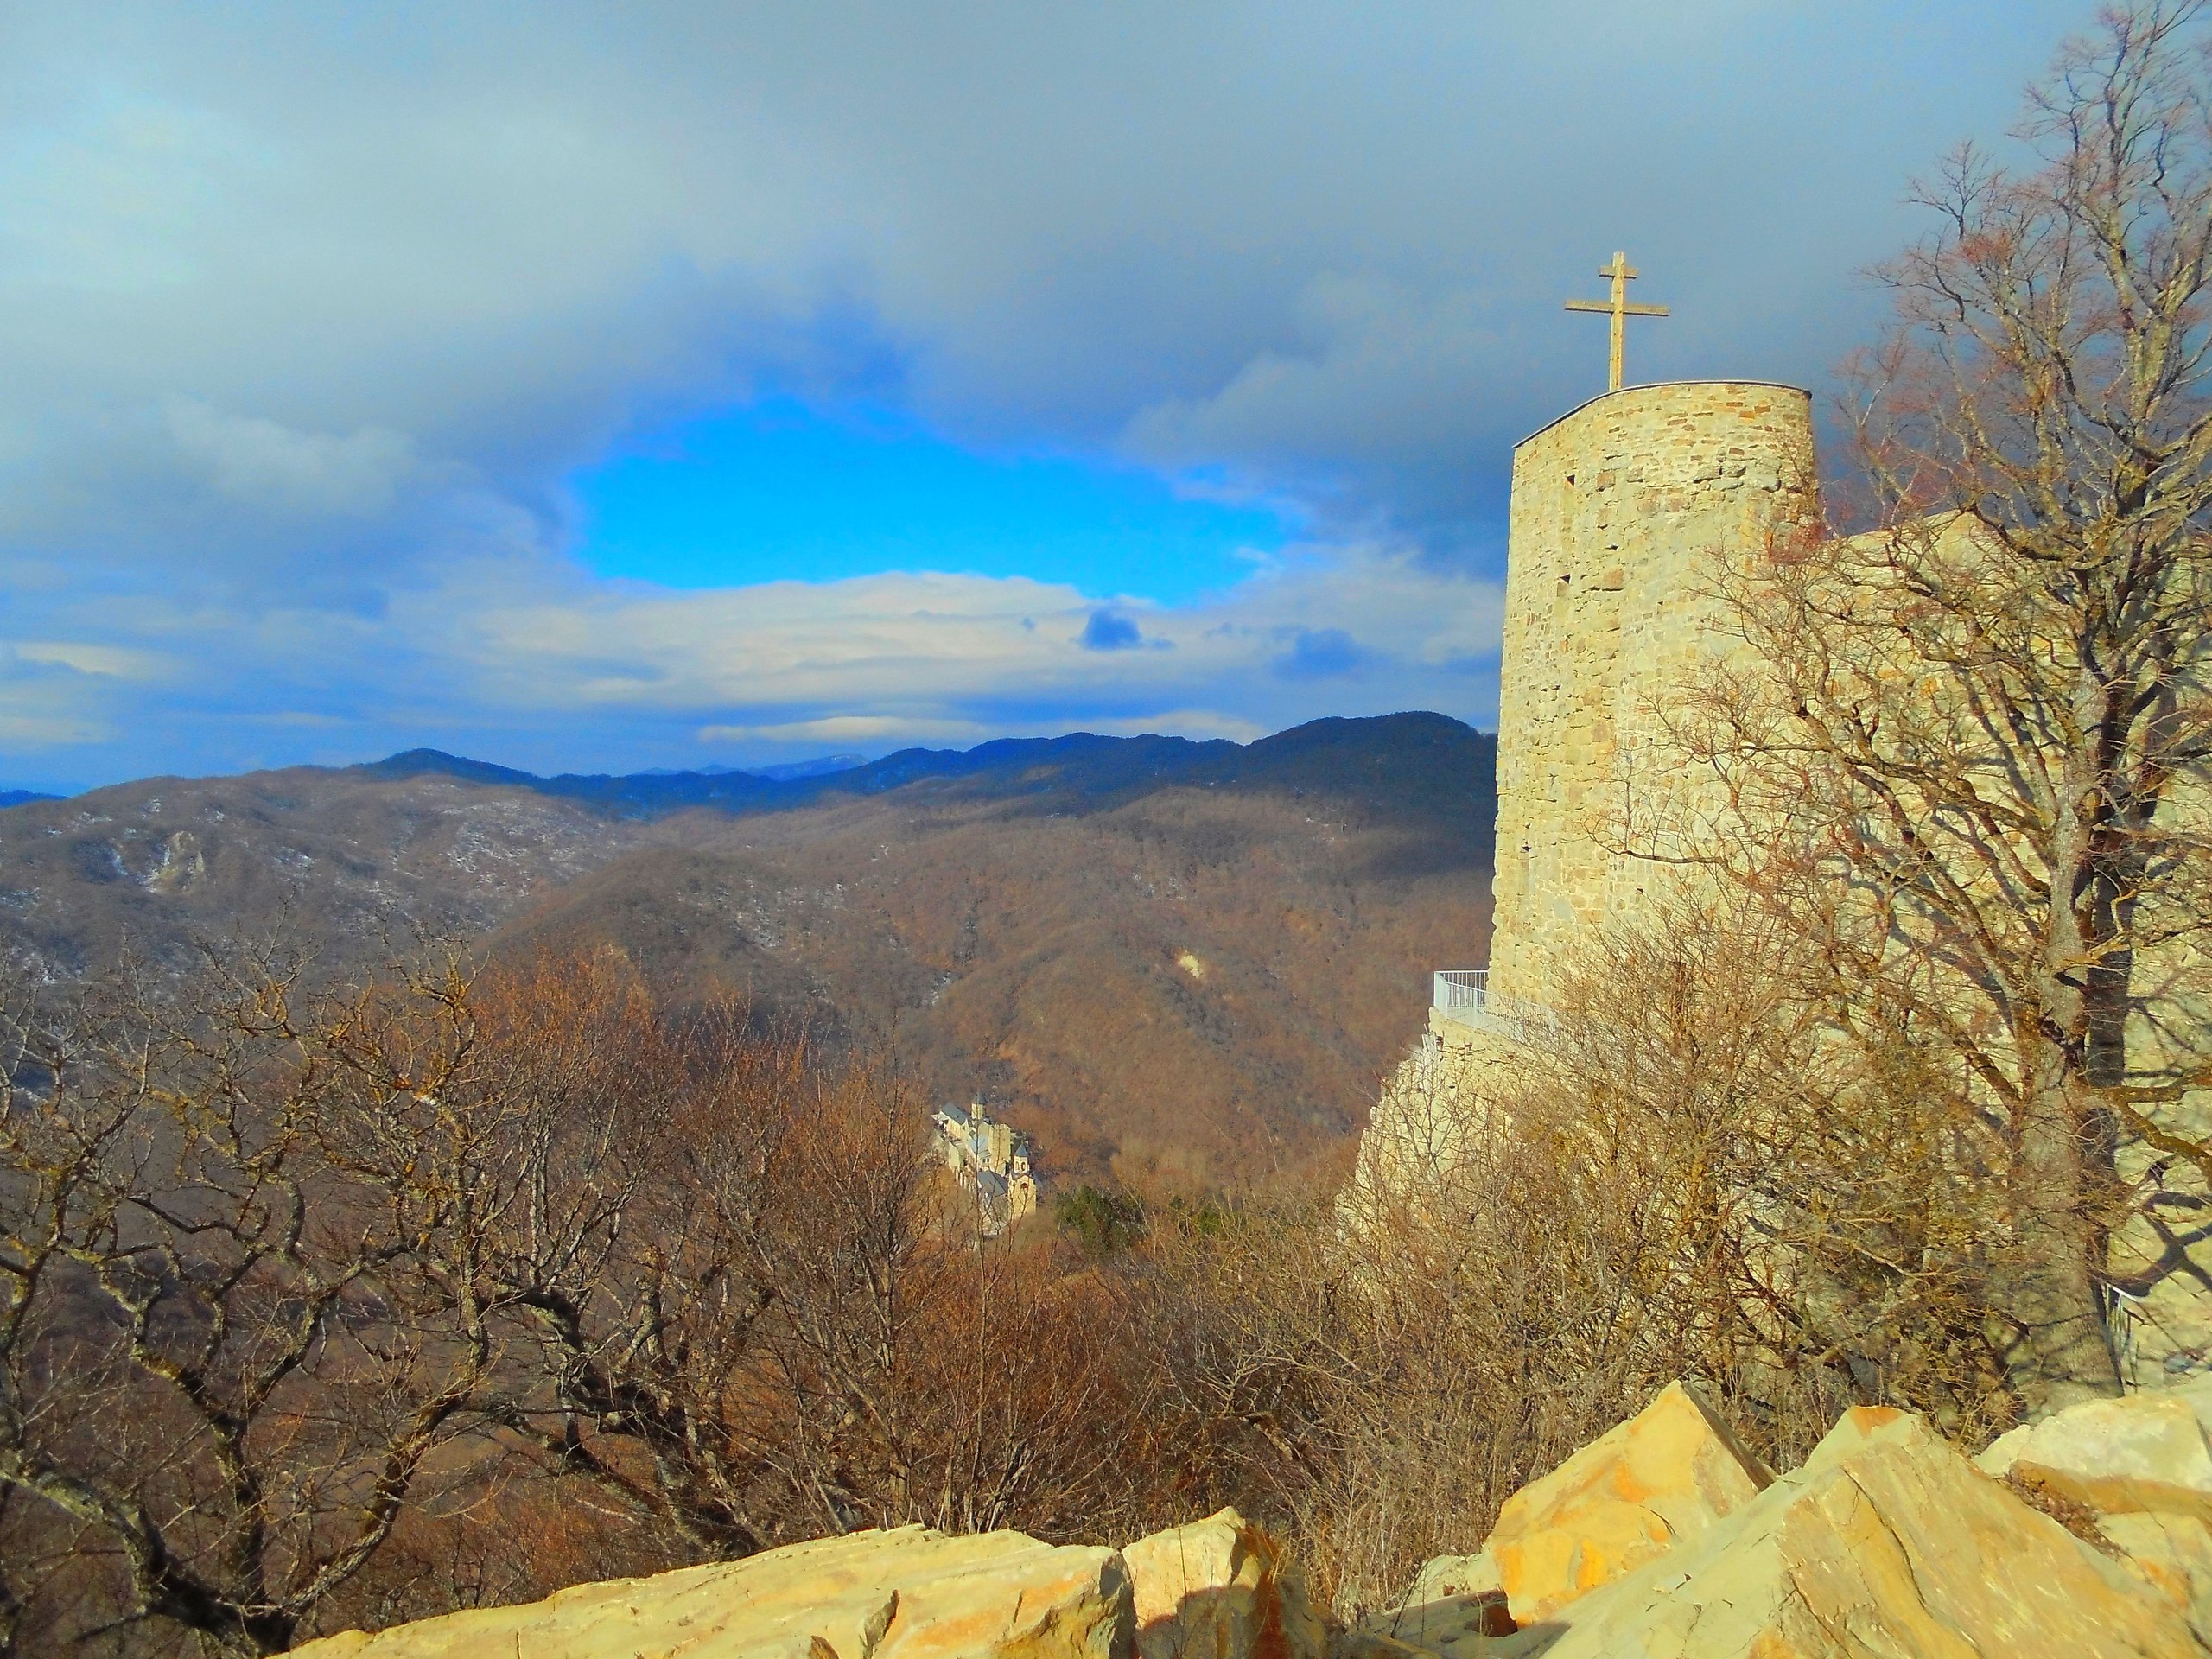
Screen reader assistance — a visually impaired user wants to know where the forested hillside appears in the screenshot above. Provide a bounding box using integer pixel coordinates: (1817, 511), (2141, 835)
(0, 713), (1494, 1183)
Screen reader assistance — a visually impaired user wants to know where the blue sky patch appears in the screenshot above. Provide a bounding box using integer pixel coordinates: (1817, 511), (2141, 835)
(571, 399), (1290, 605)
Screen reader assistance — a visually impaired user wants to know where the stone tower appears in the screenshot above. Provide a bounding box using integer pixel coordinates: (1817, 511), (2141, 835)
(1360, 377), (2212, 1387)
(1485, 381), (1821, 1009)
(1354, 381), (1821, 1205)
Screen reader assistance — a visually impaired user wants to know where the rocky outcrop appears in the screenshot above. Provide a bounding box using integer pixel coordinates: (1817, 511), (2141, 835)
(1380, 1379), (1773, 1643)
(1380, 1387), (2212, 1658)
(295, 1385), (2212, 1659)
(292, 1511), (1327, 1659)
(1122, 1507), (1324, 1659)
(291, 1526), (1135, 1659)
(1481, 1380), (1771, 1625)
(1365, 1382), (1772, 1654)
(1979, 1378), (2212, 1518)
(1516, 1406), (2196, 1657)
(1975, 1379), (2212, 1644)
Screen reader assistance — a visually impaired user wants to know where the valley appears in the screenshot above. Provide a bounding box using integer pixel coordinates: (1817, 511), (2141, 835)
(0, 713), (1495, 1186)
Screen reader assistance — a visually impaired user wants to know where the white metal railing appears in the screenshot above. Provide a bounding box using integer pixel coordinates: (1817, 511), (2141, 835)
(1432, 967), (1556, 1039)
(1433, 969), (1489, 1025)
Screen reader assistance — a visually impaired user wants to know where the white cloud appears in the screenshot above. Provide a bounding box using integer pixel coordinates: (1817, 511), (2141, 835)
(658, 551), (1457, 691)
(11, 642), (168, 679)
(0, 519), (1502, 780)
(402, 540), (1503, 751)
(0, 649), (128, 751)
(0, 0), (2096, 785)
(164, 400), (420, 517)
(700, 715), (995, 745)
(0, 712), (111, 746)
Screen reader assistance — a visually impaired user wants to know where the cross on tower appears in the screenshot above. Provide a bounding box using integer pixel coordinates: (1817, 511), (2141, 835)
(1564, 251), (1669, 392)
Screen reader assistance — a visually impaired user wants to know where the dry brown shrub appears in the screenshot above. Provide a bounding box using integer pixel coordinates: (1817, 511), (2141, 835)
(0, 943), (1164, 1655)
(1112, 902), (2033, 1618)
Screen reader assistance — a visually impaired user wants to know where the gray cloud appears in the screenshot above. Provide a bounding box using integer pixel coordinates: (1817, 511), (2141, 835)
(1079, 609), (1143, 651)
(0, 0), (2101, 786)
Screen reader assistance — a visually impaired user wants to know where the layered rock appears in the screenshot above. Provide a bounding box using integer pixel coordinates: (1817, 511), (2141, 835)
(1976, 1379), (2212, 1644)
(291, 1526), (1135, 1659)
(1501, 1408), (2198, 1657)
(1122, 1507), (1324, 1659)
(1979, 1378), (2212, 1519)
(1367, 1382), (1771, 1654)
(292, 1510), (1328, 1659)
(1480, 1380), (1771, 1624)
(1382, 1385), (2212, 1659)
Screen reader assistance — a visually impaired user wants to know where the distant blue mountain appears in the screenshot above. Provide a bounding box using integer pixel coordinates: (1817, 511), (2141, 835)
(632, 754), (869, 782)
(355, 713), (1492, 830)
(0, 789), (61, 809)
(749, 753), (869, 782)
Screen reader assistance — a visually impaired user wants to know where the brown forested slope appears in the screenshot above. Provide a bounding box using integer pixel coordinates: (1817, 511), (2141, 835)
(496, 785), (1487, 1186)
(0, 766), (651, 981)
(0, 715), (1493, 1185)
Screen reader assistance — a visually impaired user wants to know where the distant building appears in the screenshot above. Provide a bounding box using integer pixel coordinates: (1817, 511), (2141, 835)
(931, 1100), (1039, 1235)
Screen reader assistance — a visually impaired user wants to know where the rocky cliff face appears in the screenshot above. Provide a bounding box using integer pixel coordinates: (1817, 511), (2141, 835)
(290, 1509), (1316, 1659)
(287, 1384), (2212, 1659)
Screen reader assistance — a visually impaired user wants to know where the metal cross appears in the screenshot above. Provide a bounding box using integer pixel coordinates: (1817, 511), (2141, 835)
(1565, 251), (1669, 392)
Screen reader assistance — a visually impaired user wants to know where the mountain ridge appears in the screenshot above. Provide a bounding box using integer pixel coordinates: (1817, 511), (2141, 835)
(351, 712), (1484, 824)
(0, 713), (1496, 1183)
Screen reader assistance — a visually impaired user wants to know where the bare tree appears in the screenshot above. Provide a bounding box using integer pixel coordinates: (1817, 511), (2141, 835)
(458, 950), (817, 1560)
(1121, 899), (2044, 1618)
(431, 950), (1156, 1561)
(1683, 0), (2212, 1408)
(0, 937), (1246, 1648)
(730, 1059), (1150, 1544)
(0, 946), (538, 1655)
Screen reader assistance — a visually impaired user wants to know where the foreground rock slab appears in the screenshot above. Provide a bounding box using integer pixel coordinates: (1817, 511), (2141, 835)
(1448, 1408), (2197, 1658)
(1974, 1379), (2212, 1644)
(1979, 1377), (2212, 1520)
(291, 1526), (1134, 1659)
(1122, 1506), (1324, 1659)
(1480, 1380), (1773, 1624)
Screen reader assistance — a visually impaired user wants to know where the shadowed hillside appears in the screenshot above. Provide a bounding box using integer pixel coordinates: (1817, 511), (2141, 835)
(0, 714), (1493, 1182)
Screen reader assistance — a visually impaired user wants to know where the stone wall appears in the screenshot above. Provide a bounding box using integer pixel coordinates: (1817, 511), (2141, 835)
(1356, 382), (1821, 1205)
(1488, 382), (1820, 1007)
(1363, 377), (2212, 1387)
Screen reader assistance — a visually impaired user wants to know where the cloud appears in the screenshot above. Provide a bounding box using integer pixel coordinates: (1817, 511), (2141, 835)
(164, 400), (419, 517)
(1079, 608), (1143, 651)
(12, 642), (168, 679)
(700, 715), (992, 745)
(0, 527), (1505, 783)
(0, 0), (2097, 785)
(1273, 627), (1366, 681)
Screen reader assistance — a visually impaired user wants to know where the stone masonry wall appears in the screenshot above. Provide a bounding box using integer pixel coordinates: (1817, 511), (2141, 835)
(1356, 381), (1820, 1205)
(1366, 378), (2212, 1383)
(1487, 382), (1821, 1008)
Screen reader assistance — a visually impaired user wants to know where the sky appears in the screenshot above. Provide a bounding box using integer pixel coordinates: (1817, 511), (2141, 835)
(0, 0), (2095, 791)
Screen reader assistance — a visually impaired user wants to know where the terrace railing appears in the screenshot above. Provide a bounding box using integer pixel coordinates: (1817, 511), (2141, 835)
(1432, 969), (1489, 1025)
(1431, 967), (1554, 1040)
